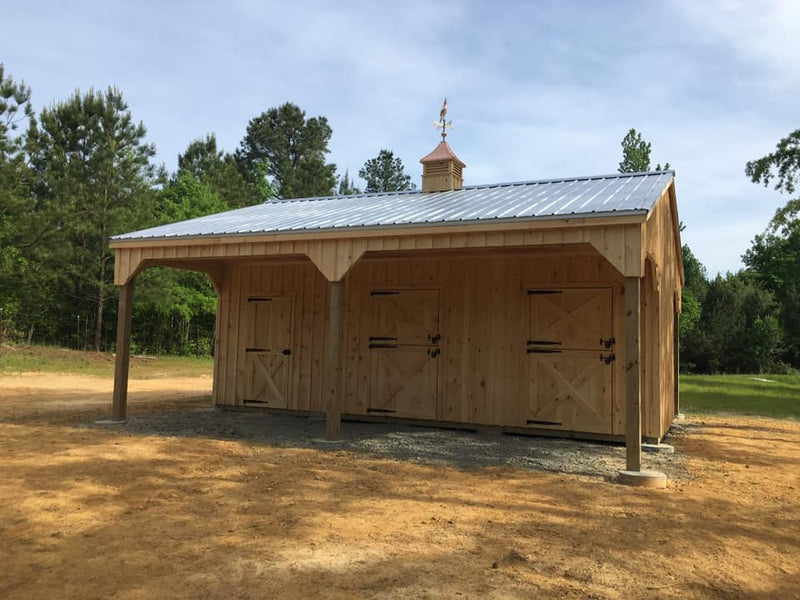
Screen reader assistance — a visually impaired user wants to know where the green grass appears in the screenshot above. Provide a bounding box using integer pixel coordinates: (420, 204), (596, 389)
(680, 374), (800, 419)
(0, 344), (213, 378)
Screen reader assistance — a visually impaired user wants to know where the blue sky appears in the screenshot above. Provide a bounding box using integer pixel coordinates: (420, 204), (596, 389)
(3, 0), (798, 275)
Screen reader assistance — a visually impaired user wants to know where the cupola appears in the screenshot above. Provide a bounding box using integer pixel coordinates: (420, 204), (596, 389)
(420, 98), (466, 192)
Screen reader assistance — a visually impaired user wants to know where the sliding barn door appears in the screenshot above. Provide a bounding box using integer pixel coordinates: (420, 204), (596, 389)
(368, 289), (440, 420)
(242, 295), (292, 408)
(525, 288), (614, 434)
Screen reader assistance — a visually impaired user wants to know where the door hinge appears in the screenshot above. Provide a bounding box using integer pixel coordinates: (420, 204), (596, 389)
(527, 348), (562, 354)
(527, 289), (562, 295)
(600, 353), (615, 365)
(247, 297), (272, 302)
(527, 419), (562, 426)
(281, 348), (291, 356)
(370, 290), (400, 296)
(245, 347), (269, 353)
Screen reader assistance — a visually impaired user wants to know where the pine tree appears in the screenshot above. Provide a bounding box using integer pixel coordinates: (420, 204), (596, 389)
(0, 64), (35, 342)
(337, 169), (361, 195)
(358, 149), (415, 193)
(236, 102), (336, 199)
(177, 133), (263, 208)
(27, 87), (156, 350)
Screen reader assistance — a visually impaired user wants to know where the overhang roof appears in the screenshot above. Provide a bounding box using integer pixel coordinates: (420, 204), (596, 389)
(112, 170), (674, 243)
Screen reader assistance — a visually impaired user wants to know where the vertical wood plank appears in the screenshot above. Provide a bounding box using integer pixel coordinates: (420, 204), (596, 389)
(111, 281), (134, 421)
(624, 276), (642, 471)
(673, 292), (680, 417)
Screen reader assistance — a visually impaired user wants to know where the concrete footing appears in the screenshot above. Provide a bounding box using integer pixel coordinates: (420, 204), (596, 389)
(618, 469), (668, 488)
(94, 419), (126, 425)
(642, 443), (675, 454)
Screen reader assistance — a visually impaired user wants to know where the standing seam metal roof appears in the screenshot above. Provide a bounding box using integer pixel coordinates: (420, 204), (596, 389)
(112, 171), (674, 242)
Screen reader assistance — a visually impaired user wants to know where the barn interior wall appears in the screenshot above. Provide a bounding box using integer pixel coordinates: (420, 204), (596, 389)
(212, 248), (676, 438)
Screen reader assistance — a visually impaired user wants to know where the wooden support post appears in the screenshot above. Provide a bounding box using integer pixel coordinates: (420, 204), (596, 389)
(111, 281), (134, 422)
(624, 276), (641, 472)
(673, 294), (680, 417)
(324, 280), (344, 440)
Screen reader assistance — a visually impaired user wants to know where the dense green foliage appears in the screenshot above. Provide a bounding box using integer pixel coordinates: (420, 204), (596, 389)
(743, 130), (800, 368)
(359, 149), (415, 193)
(236, 102), (336, 199)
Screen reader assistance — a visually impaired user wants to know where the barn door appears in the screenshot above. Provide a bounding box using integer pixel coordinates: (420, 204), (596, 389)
(368, 289), (440, 420)
(525, 288), (614, 433)
(242, 295), (292, 408)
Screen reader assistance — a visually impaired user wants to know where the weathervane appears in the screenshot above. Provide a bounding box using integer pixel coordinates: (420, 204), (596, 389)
(434, 97), (453, 141)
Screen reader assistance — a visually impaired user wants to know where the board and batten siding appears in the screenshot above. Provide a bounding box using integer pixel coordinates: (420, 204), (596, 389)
(211, 248), (674, 440)
(642, 185), (682, 440)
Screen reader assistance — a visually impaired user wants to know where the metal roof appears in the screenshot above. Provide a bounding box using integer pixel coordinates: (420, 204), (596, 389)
(112, 170), (674, 242)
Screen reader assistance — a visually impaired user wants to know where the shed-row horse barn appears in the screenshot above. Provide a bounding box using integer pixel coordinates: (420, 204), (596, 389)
(109, 140), (683, 478)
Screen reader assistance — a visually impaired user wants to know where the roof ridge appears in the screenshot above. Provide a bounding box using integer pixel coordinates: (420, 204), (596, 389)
(272, 170), (674, 204)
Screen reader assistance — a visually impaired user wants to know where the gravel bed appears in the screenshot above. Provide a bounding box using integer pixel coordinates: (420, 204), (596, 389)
(98, 408), (692, 481)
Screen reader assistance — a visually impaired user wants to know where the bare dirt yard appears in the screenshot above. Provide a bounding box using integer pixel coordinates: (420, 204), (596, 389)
(0, 371), (798, 599)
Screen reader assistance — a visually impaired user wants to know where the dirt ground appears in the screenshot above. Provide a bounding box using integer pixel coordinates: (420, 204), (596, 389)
(0, 373), (798, 599)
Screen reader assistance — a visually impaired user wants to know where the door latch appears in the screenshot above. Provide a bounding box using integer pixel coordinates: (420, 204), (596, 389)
(428, 333), (441, 344)
(600, 353), (615, 365)
(600, 337), (616, 349)
(427, 348), (441, 358)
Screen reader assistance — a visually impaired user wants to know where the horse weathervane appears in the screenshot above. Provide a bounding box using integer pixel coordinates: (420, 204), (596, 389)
(434, 97), (454, 141)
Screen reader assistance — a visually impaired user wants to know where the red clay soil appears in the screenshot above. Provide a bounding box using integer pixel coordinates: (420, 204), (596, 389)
(0, 373), (797, 599)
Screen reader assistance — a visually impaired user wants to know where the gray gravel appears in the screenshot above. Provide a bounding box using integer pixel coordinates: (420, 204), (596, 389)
(98, 408), (692, 481)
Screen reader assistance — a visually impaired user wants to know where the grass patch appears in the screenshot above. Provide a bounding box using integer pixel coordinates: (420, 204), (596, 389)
(680, 374), (800, 419)
(0, 344), (213, 378)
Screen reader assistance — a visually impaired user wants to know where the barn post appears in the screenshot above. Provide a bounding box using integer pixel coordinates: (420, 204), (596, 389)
(324, 279), (344, 440)
(624, 276), (642, 471)
(619, 276), (667, 488)
(111, 281), (134, 422)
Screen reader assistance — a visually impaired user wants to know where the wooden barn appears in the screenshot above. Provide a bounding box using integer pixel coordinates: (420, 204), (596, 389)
(109, 137), (683, 477)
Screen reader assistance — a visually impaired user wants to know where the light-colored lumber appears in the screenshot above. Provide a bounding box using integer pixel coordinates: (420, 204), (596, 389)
(325, 280), (344, 440)
(111, 281), (134, 421)
(624, 276), (642, 471)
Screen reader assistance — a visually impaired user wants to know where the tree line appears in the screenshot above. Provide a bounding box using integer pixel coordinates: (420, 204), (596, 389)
(0, 65), (415, 354)
(619, 128), (800, 373)
(2, 62), (798, 373)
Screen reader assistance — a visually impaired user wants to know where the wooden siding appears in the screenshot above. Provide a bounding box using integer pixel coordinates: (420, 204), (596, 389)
(209, 248), (662, 437)
(642, 186), (683, 440)
(113, 181), (682, 442)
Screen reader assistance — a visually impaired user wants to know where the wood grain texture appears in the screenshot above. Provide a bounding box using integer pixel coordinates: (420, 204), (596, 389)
(111, 281), (134, 421)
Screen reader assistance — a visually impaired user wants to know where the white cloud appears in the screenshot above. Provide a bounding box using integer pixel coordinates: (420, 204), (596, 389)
(670, 0), (800, 92)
